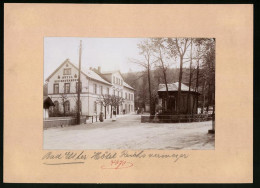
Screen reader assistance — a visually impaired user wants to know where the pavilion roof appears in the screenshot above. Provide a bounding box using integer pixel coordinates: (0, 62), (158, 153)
(158, 82), (196, 92)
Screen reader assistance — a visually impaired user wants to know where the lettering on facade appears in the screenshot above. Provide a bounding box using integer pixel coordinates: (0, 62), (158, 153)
(54, 78), (78, 83)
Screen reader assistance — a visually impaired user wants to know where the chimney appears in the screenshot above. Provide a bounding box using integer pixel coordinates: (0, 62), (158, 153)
(98, 66), (101, 73)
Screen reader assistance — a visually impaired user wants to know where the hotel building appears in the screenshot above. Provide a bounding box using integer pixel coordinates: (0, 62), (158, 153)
(45, 59), (135, 117)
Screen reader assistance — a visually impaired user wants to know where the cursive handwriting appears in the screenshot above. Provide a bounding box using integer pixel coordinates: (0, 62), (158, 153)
(42, 151), (190, 166)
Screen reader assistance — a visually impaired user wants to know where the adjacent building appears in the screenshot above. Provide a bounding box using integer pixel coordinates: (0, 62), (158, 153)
(45, 59), (135, 117)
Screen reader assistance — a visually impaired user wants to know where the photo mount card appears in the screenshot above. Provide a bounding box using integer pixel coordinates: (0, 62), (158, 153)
(4, 4), (253, 183)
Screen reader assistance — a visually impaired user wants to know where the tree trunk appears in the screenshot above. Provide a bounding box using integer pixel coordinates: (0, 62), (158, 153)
(162, 67), (169, 112)
(195, 59), (199, 114)
(187, 39), (193, 114)
(202, 80), (206, 114)
(104, 106), (106, 119)
(177, 56), (183, 114)
(147, 62), (154, 115)
(110, 105), (112, 118)
(207, 83), (211, 112)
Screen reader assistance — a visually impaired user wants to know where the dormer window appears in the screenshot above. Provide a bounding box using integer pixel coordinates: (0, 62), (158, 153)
(64, 68), (71, 75)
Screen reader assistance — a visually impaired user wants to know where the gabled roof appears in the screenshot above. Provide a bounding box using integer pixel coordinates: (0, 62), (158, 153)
(93, 68), (135, 90)
(101, 70), (124, 79)
(123, 82), (135, 90)
(158, 82), (196, 92)
(45, 59), (111, 86)
(82, 67), (112, 85)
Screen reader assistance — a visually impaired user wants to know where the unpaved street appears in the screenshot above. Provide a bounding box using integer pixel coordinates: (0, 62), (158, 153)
(43, 114), (215, 150)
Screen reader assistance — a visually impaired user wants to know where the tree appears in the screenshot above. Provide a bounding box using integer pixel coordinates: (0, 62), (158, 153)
(200, 38), (215, 113)
(167, 38), (191, 114)
(110, 95), (125, 117)
(138, 39), (154, 115)
(128, 39), (156, 115)
(96, 94), (112, 119)
(152, 38), (171, 112)
(187, 38), (194, 114)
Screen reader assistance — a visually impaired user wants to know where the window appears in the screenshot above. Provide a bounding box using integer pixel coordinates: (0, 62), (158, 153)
(63, 68), (71, 75)
(117, 91), (119, 96)
(107, 88), (109, 95)
(129, 93), (130, 100)
(113, 76), (115, 83)
(100, 86), (103, 95)
(125, 92), (127, 99)
(113, 90), (115, 96)
(93, 84), (97, 94)
(54, 101), (59, 112)
(76, 82), (82, 93)
(94, 101), (97, 112)
(64, 83), (70, 93)
(121, 91), (123, 97)
(64, 101), (70, 113)
(53, 84), (59, 94)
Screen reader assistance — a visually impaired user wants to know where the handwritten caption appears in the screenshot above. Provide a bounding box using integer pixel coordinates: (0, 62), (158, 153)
(42, 150), (190, 169)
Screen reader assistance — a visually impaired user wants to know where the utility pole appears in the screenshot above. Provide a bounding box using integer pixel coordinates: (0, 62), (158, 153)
(77, 40), (82, 124)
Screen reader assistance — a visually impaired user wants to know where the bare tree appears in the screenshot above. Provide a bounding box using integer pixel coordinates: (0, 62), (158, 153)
(167, 38), (191, 114)
(110, 95), (125, 117)
(96, 94), (112, 119)
(152, 38), (171, 112)
(128, 39), (156, 114)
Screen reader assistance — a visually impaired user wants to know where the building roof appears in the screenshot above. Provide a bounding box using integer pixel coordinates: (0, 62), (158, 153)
(82, 67), (111, 85)
(45, 59), (111, 86)
(92, 67), (135, 90)
(123, 82), (135, 90)
(158, 82), (196, 92)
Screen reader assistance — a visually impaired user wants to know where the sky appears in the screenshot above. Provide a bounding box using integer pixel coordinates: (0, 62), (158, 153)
(44, 37), (146, 81)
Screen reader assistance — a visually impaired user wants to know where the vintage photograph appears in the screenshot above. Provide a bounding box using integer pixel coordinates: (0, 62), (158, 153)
(43, 37), (215, 150)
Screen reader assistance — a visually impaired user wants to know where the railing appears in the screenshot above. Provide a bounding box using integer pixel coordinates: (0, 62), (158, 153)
(141, 114), (213, 123)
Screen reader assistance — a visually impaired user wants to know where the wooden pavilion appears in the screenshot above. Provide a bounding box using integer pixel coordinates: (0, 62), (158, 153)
(158, 82), (200, 115)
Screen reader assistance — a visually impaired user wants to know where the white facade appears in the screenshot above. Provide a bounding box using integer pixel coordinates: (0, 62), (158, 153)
(45, 59), (135, 117)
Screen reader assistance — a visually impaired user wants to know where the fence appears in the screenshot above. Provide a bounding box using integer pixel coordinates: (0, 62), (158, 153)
(43, 116), (86, 129)
(141, 114), (213, 123)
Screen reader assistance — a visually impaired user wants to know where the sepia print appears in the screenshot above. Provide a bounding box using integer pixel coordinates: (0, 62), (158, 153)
(43, 37), (215, 150)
